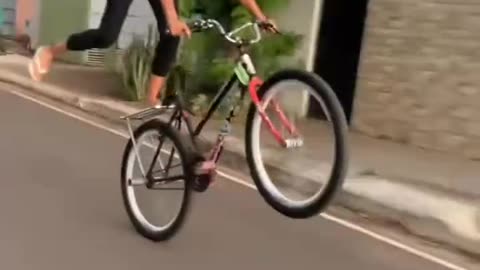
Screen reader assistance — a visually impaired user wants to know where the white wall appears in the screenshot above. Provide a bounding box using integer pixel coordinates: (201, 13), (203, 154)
(120, 0), (156, 48)
(274, 0), (322, 71)
(274, 0), (323, 116)
(29, 0), (42, 47)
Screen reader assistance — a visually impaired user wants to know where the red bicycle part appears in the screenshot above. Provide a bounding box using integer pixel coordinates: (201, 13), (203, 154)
(270, 99), (300, 137)
(197, 135), (224, 185)
(248, 76), (301, 146)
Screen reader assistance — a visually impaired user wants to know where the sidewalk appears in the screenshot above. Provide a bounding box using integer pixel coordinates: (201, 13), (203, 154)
(1, 54), (479, 255)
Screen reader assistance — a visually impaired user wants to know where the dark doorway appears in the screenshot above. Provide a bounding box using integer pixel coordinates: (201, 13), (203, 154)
(308, 0), (369, 123)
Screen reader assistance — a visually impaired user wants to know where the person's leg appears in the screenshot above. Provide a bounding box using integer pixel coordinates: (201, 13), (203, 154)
(29, 0), (132, 80)
(147, 0), (181, 105)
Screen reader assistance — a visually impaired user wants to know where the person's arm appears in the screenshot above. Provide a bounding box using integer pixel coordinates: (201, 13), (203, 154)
(160, 0), (179, 24)
(239, 0), (267, 21)
(160, 0), (191, 37)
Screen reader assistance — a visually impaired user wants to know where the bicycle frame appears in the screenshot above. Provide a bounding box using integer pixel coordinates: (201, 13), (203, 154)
(154, 52), (258, 179)
(121, 19), (302, 186)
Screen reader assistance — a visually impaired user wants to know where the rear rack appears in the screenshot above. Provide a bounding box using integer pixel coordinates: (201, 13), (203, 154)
(120, 104), (176, 121)
(121, 104), (176, 177)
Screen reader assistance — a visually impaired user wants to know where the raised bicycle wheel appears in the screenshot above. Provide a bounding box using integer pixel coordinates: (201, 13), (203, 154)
(121, 119), (195, 241)
(245, 69), (349, 219)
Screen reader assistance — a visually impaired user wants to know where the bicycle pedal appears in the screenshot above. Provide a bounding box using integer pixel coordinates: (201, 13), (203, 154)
(193, 175), (211, 192)
(192, 161), (217, 192)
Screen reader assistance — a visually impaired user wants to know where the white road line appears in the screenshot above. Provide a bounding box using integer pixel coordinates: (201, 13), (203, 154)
(8, 89), (469, 270)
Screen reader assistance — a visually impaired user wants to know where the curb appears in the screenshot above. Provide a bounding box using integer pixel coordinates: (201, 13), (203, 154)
(1, 70), (479, 257)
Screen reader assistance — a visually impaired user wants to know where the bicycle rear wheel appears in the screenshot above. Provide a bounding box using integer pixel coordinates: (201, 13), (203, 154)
(121, 119), (195, 241)
(245, 69), (349, 219)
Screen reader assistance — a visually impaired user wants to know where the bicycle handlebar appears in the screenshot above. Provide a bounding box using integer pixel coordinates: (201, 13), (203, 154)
(187, 18), (279, 45)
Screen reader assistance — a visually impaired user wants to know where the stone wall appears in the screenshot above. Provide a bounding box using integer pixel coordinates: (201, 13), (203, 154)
(352, 0), (480, 160)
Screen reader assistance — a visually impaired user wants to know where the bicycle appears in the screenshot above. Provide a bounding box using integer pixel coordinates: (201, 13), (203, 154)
(120, 17), (349, 241)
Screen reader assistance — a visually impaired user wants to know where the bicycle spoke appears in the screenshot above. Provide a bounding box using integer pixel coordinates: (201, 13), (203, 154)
(146, 135), (164, 171)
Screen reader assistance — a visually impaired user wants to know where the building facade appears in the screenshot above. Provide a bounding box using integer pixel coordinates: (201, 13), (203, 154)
(13, 0), (479, 159)
(0, 0), (16, 35)
(352, 0), (480, 159)
(15, 0), (41, 47)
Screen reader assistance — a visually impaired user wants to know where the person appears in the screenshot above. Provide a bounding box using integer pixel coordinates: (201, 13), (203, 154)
(28, 0), (276, 106)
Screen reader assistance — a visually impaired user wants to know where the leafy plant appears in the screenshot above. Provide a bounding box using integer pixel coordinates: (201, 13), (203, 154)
(108, 0), (304, 113)
(118, 25), (158, 101)
(155, 0), (304, 115)
(181, 0), (304, 93)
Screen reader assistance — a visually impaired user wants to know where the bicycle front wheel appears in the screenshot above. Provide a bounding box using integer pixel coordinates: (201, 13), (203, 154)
(245, 69), (349, 219)
(121, 119), (194, 241)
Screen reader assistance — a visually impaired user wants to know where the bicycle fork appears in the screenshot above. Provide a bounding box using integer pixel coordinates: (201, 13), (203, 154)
(248, 77), (304, 148)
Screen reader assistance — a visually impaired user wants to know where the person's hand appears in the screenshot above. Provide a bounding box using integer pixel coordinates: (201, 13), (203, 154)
(167, 19), (192, 38)
(259, 18), (279, 33)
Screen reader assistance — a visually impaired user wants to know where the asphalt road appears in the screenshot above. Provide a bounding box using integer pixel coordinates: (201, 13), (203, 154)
(0, 88), (460, 270)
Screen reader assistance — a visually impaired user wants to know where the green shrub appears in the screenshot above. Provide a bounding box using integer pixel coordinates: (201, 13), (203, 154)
(118, 25), (158, 101)
(109, 0), (304, 111)
(175, 0), (304, 113)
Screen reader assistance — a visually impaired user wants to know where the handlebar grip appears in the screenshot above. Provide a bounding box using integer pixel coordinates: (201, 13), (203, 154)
(258, 21), (281, 35)
(164, 19), (205, 35)
(187, 20), (206, 33)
